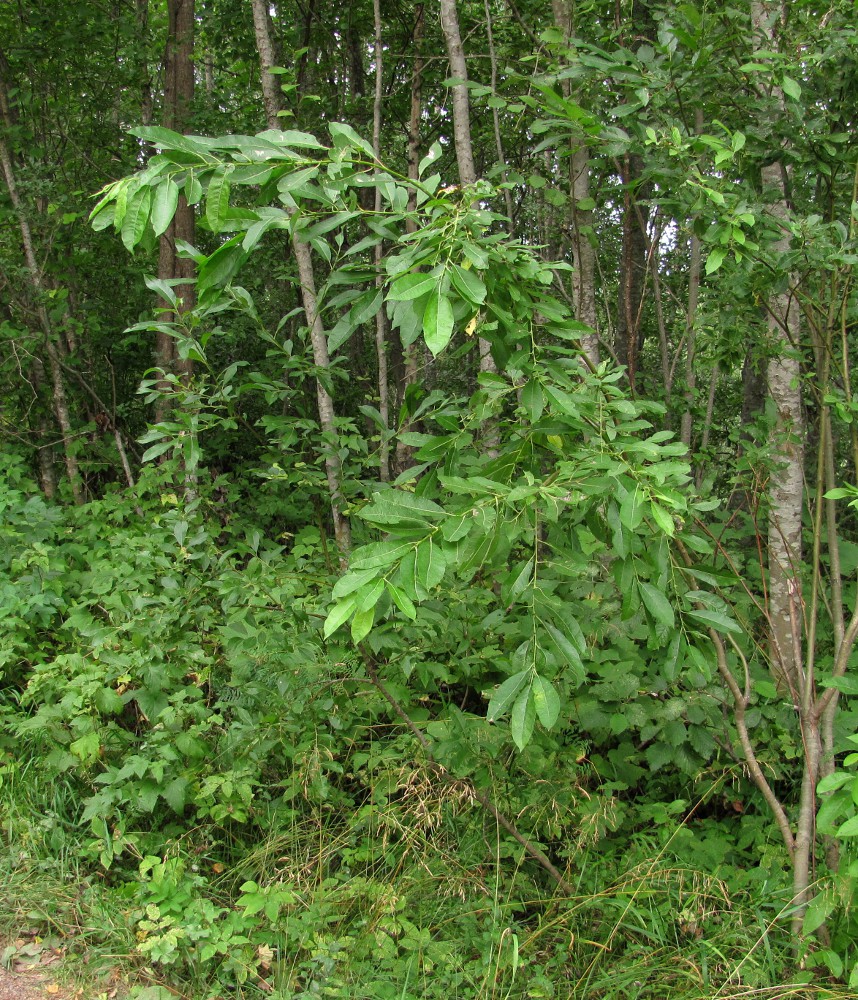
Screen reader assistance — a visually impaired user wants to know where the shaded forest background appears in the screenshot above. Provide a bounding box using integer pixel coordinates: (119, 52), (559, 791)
(2, 1), (858, 997)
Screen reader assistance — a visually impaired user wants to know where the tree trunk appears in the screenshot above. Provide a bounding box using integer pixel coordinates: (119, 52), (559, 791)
(551, 0), (599, 367)
(439, 0), (476, 186)
(752, 0), (808, 936)
(156, 0), (195, 422)
(615, 153), (649, 391)
(252, 0), (351, 555)
(0, 72), (83, 504)
(372, 0), (389, 483)
(439, 0), (498, 453)
(392, 4), (424, 476)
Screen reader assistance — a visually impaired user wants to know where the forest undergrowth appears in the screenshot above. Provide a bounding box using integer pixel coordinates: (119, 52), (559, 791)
(1, 456), (855, 1000)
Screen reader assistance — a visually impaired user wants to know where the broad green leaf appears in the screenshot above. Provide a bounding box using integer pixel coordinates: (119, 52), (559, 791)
(121, 185), (152, 251)
(163, 777), (188, 814)
(416, 538), (447, 591)
(521, 379), (545, 422)
(544, 623), (584, 681)
(329, 120), (376, 158)
(384, 581), (417, 620)
(638, 581), (675, 628)
(487, 669), (529, 722)
(649, 501), (675, 536)
(619, 486), (643, 531)
(151, 179), (180, 237)
(350, 605), (375, 643)
(501, 558), (533, 606)
(259, 128), (326, 149)
(531, 675), (561, 729)
(423, 288), (455, 356)
(510, 688), (536, 751)
(705, 246), (727, 275)
(323, 595), (357, 638)
(198, 242), (248, 300)
(206, 166), (233, 233)
(836, 815), (858, 837)
(781, 75), (801, 100)
(277, 166), (320, 193)
(90, 202), (116, 232)
(351, 539), (417, 570)
(131, 126), (215, 158)
(685, 609), (743, 635)
(332, 567), (380, 600)
(388, 272), (437, 301)
(450, 263), (486, 305)
(360, 491), (446, 527)
(802, 889), (835, 936)
(357, 579), (385, 613)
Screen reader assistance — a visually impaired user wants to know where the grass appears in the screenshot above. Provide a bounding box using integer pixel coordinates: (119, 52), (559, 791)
(1, 742), (855, 1000)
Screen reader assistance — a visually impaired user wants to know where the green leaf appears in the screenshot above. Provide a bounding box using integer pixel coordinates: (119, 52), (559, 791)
(450, 264), (486, 305)
(151, 179), (180, 237)
(705, 246), (727, 275)
(416, 538), (447, 591)
(544, 623), (584, 681)
(360, 491), (446, 527)
(836, 815), (858, 837)
(206, 166), (233, 233)
(277, 166), (320, 193)
(163, 777), (188, 814)
(649, 501), (675, 536)
(329, 120), (376, 158)
(384, 581), (417, 620)
(332, 567), (380, 600)
(685, 609), (743, 635)
(388, 272), (438, 301)
(351, 605), (375, 643)
(531, 675), (561, 729)
(510, 688), (536, 751)
(619, 486), (643, 530)
(351, 539), (417, 570)
(638, 582), (675, 628)
(501, 558), (533, 606)
(423, 288), (455, 356)
(197, 236), (248, 299)
(323, 595), (357, 638)
(802, 889), (835, 935)
(521, 379), (545, 422)
(121, 185), (152, 252)
(357, 579), (385, 613)
(487, 670), (529, 722)
(781, 75), (801, 100)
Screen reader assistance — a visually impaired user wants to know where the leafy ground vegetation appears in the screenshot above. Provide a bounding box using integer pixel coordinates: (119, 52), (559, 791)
(2, 1), (858, 998)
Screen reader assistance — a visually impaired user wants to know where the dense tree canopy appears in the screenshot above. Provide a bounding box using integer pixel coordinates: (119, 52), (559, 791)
(1, 1), (858, 997)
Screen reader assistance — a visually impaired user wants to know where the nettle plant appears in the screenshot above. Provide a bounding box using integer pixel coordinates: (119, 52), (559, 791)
(92, 124), (738, 807)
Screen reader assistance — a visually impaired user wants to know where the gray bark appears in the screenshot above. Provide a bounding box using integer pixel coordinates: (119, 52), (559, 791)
(252, 0), (351, 555)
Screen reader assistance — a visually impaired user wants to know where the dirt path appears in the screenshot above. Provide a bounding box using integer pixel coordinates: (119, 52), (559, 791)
(0, 937), (73, 1000)
(0, 965), (71, 1000)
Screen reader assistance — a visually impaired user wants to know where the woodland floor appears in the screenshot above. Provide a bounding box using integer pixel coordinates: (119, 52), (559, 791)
(0, 934), (115, 1000)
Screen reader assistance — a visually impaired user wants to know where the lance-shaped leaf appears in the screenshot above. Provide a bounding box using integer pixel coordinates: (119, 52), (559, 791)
(423, 288), (455, 356)
(638, 581), (675, 629)
(510, 687), (536, 751)
(531, 675), (561, 730)
(323, 595), (358, 638)
(685, 609), (743, 635)
(121, 185), (152, 251)
(151, 178), (180, 238)
(206, 165), (234, 234)
(487, 669), (529, 723)
(388, 272), (438, 301)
